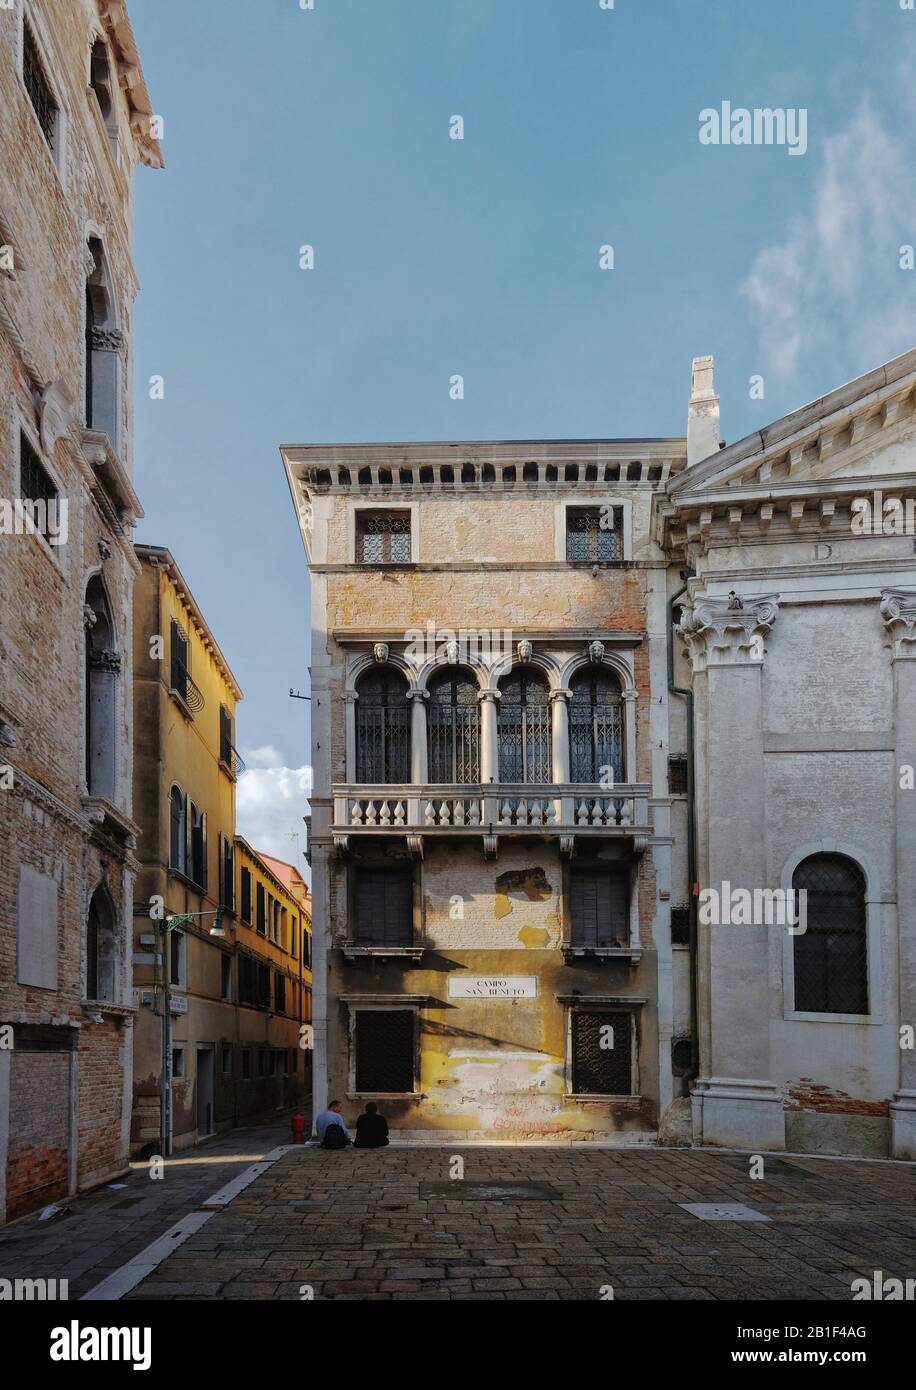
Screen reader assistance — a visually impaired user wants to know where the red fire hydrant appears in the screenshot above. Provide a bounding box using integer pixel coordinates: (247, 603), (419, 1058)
(292, 1113), (306, 1145)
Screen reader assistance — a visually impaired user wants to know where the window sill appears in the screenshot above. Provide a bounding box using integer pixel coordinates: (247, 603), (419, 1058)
(341, 944), (424, 962)
(561, 945), (641, 964)
(168, 687), (196, 722)
(82, 1000), (135, 1018)
(346, 1091), (419, 1100)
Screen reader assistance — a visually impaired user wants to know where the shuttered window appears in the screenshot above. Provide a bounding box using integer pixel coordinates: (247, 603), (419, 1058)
(354, 1010), (415, 1092)
(240, 867), (252, 923)
(569, 868), (629, 948)
(256, 882), (266, 935)
(170, 620), (189, 701)
(353, 867), (413, 946)
(571, 1010), (635, 1095)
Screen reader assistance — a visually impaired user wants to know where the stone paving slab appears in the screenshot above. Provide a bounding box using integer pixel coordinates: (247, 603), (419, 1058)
(0, 1115), (298, 1299)
(108, 1145), (916, 1301)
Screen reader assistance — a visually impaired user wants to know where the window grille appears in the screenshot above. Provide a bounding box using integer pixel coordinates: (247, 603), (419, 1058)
(356, 511), (411, 563)
(355, 670), (410, 782)
(354, 1010), (415, 1092)
(668, 756), (688, 795)
(498, 669), (551, 783)
(571, 1010), (634, 1095)
(792, 853), (868, 1014)
(23, 22), (57, 149)
(569, 667), (623, 783)
(19, 433), (58, 542)
(566, 507), (619, 562)
(428, 670), (480, 783)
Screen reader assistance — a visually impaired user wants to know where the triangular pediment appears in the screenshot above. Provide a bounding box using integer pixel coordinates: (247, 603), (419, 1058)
(669, 347), (916, 505)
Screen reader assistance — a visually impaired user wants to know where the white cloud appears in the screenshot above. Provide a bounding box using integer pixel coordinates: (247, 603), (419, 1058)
(741, 84), (916, 384)
(240, 744), (284, 770)
(236, 759), (312, 865)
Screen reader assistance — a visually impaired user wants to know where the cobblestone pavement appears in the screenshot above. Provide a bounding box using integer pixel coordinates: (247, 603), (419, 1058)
(0, 1115), (298, 1299)
(105, 1145), (916, 1302)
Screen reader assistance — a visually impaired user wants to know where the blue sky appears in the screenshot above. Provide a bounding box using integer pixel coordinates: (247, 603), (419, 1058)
(129, 0), (916, 856)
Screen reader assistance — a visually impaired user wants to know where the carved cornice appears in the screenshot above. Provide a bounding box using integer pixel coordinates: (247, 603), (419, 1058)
(880, 588), (916, 660)
(677, 592), (779, 672)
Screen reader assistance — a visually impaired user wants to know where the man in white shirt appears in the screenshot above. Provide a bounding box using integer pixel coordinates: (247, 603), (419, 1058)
(314, 1099), (350, 1146)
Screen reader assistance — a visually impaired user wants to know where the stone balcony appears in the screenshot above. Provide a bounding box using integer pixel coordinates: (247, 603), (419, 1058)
(331, 782), (652, 858)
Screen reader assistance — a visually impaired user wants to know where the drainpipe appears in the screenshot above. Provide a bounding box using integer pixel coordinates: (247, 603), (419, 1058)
(667, 568), (698, 1095)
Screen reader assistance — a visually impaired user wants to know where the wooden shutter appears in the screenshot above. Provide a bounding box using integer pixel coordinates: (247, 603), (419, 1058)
(569, 868), (629, 948)
(353, 868), (412, 945)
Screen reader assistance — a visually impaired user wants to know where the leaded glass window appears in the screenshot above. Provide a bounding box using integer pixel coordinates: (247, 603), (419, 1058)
(792, 853), (868, 1014)
(428, 670), (480, 783)
(498, 669), (551, 783)
(566, 507), (619, 562)
(356, 669), (410, 782)
(570, 666), (624, 783)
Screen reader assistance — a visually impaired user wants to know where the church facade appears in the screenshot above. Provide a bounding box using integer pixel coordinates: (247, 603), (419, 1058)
(284, 345), (916, 1158)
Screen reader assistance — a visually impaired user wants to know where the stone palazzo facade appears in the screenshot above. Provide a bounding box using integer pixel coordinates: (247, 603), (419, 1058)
(0, 0), (160, 1221)
(286, 345), (916, 1158)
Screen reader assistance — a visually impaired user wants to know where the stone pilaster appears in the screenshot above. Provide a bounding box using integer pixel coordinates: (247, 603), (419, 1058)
(882, 590), (916, 1158)
(678, 592), (785, 1151)
(407, 688), (428, 785)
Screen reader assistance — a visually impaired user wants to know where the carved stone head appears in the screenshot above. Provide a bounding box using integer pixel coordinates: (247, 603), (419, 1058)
(373, 642), (389, 664)
(588, 639), (606, 664)
(517, 639), (532, 663)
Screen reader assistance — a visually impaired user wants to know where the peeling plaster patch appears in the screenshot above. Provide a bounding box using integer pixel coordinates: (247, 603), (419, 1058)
(494, 867), (552, 918)
(517, 924), (550, 948)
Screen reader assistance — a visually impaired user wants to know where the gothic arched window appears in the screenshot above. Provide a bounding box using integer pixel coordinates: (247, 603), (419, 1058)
(84, 574), (119, 800)
(428, 669), (480, 784)
(792, 853), (868, 1014)
(570, 666), (624, 784)
(355, 668), (410, 783)
(170, 785), (187, 873)
(86, 886), (116, 1003)
(498, 668), (551, 783)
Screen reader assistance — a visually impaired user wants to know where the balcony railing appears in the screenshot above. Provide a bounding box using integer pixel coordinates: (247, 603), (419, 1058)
(219, 740), (246, 777)
(332, 783), (651, 851)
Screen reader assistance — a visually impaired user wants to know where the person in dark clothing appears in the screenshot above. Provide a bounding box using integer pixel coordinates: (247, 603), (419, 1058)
(354, 1101), (389, 1148)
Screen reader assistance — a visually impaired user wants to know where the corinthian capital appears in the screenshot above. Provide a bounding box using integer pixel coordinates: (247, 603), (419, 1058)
(677, 592), (779, 672)
(880, 588), (916, 659)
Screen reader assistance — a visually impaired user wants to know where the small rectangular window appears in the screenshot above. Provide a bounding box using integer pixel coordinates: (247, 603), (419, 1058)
(171, 1046), (185, 1080)
(220, 952), (232, 1000)
(221, 1045), (232, 1077)
(668, 755), (688, 795)
(241, 1048), (251, 1080)
(19, 433), (60, 544)
(570, 1010), (635, 1096)
(566, 506), (619, 563)
(238, 954), (254, 1005)
(670, 905), (691, 946)
(356, 510), (411, 564)
(169, 931), (185, 988)
(256, 882), (266, 935)
(354, 1010), (415, 1092)
(275, 973), (286, 1015)
(569, 868), (629, 948)
(23, 21), (58, 151)
(258, 961), (270, 1009)
(352, 867), (413, 946)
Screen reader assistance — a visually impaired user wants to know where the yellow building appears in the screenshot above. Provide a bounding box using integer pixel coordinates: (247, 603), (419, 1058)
(233, 840), (313, 1118)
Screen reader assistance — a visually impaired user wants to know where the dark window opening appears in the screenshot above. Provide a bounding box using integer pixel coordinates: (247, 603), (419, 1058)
(497, 668), (551, 783)
(793, 853), (868, 1014)
(19, 433), (59, 543)
(23, 21), (57, 149)
(355, 668), (410, 782)
(428, 669), (480, 783)
(354, 1010), (415, 1092)
(240, 866), (252, 923)
(570, 666), (623, 784)
(256, 882), (266, 935)
(352, 866), (413, 946)
(668, 755), (688, 795)
(670, 905), (691, 946)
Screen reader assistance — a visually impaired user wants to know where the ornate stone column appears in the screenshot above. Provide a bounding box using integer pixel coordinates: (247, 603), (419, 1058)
(549, 688), (571, 784)
(881, 589), (916, 1159)
(678, 591), (786, 1151)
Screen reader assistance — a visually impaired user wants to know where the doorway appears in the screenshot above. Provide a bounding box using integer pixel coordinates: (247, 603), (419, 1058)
(196, 1046), (215, 1138)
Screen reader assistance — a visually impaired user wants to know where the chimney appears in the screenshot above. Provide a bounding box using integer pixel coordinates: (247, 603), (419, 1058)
(687, 355), (720, 465)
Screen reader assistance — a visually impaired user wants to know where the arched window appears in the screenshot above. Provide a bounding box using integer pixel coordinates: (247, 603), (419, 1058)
(170, 786), (187, 873)
(86, 886), (116, 1003)
(498, 668), (551, 783)
(355, 669), (410, 782)
(428, 669), (480, 783)
(792, 853), (868, 1014)
(84, 574), (119, 800)
(569, 666), (624, 784)
(85, 235), (120, 444)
